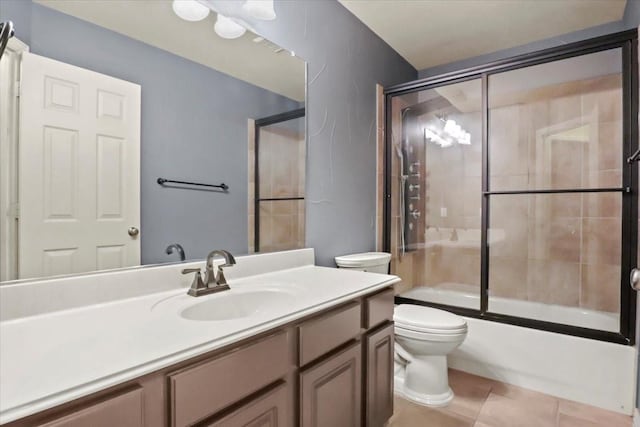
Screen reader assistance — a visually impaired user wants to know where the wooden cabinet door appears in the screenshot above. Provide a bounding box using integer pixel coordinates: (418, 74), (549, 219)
(365, 323), (394, 427)
(300, 342), (362, 427)
(204, 383), (291, 427)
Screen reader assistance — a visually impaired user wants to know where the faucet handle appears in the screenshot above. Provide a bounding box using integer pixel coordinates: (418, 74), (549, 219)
(216, 265), (229, 286)
(182, 268), (206, 296)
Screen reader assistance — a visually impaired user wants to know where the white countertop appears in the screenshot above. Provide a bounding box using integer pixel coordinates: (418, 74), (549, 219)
(0, 262), (399, 424)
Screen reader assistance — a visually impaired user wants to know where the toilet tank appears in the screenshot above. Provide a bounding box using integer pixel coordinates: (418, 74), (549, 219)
(334, 252), (391, 274)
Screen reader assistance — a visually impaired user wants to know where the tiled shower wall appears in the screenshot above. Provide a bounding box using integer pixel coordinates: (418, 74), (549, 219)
(487, 81), (622, 312)
(383, 77), (624, 314)
(248, 123), (305, 253)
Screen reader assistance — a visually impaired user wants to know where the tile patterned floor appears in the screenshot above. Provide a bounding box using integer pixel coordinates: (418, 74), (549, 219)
(388, 369), (633, 427)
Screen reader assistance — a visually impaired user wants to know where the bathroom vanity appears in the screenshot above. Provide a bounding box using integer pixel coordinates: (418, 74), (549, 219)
(0, 249), (399, 427)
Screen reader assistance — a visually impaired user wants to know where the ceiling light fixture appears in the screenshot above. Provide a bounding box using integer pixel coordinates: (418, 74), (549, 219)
(243, 0), (277, 21)
(214, 14), (247, 39)
(172, 0), (210, 22)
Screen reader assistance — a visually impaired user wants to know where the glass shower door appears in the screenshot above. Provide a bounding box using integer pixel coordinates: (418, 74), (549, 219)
(486, 48), (626, 332)
(388, 79), (482, 309)
(385, 31), (638, 343)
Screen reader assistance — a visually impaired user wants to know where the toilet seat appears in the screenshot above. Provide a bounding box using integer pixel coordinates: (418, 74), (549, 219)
(394, 305), (467, 332)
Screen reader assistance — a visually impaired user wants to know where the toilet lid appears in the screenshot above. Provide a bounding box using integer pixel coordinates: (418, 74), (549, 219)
(394, 304), (466, 331)
(335, 252), (391, 268)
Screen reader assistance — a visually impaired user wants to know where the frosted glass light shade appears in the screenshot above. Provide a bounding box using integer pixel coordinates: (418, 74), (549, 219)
(243, 0), (276, 21)
(172, 0), (210, 22)
(215, 14), (247, 39)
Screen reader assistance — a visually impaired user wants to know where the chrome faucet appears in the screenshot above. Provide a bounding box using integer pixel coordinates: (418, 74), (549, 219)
(166, 243), (186, 261)
(182, 249), (236, 297)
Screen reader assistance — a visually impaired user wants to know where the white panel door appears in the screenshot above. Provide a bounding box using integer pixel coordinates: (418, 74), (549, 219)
(19, 52), (141, 279)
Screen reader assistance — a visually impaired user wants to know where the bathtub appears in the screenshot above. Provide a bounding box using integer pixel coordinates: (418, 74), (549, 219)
(402, 283), (619, 331)
(400, 284), (637, 415)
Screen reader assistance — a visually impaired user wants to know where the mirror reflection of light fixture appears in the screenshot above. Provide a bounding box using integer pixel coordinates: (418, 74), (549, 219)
(443, 119), (471, 145)
(243, 0), (276, 21)
(424, 117), (471, 147)
(172, 0), (210, 22)
(215, 14), (247, 39)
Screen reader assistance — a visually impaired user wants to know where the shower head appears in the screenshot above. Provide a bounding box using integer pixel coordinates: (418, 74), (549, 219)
(0, 21), (15, 61)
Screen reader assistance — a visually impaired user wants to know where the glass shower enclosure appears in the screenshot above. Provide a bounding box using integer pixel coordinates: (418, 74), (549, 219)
(384, 31), (639, 344)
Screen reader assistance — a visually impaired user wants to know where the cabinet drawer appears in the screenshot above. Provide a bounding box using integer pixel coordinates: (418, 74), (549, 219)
(364, 288), (394, 329)
(204, 383), (291, 427)
(300, 341), (362, 427)
(169, 331), (290, 427)
(298, 302), (361, 366)
(38, 387), (143, 427)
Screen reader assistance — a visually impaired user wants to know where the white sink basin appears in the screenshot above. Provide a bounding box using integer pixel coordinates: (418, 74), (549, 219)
(180, 288), (296, 321)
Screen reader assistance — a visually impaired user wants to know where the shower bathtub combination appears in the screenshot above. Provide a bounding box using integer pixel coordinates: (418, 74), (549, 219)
(382, 30), (639, 414)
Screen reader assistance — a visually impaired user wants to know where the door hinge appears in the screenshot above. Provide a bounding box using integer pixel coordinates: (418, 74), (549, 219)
(14, 81), (20, 97)
(7, 203), (19, 219)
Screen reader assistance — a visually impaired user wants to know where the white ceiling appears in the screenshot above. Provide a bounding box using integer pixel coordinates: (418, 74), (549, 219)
(34, 0), (305, 101)
(338, 0), (627, 71)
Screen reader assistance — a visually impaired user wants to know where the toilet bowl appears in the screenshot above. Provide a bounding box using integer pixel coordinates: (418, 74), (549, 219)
(334, 253), (467, 407)
(393, 304), (467, 407)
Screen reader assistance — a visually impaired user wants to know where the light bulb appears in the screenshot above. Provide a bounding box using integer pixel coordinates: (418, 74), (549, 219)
(243, 0), (276, 20)
(215, 14), (247, 39)
(172, 0), (210, 22)
(444, 119), (457, 136)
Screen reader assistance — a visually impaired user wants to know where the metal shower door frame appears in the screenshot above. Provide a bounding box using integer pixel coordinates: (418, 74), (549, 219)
(383, 29), (639, 345)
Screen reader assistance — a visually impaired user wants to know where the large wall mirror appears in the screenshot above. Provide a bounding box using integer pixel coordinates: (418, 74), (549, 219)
(0, 0), (306, 282)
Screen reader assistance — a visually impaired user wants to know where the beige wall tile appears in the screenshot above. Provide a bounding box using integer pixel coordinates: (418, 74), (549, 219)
(580, 263), (620, 312)
(527, 260), (580, 306)
(549, 193), (581, 218)
(593, 121), (623, 171)
(549, 140), (583, 189)
(548, 95), (582, 125)
(395, 251), (415, 286)
(583, 190), (621, 219)
(582, 217), (621, 265)
(489, 256), (527, 299)
(547, 218), (581, 263)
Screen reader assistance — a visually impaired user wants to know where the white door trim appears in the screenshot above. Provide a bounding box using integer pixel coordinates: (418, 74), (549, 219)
(0, 36), (29, 281)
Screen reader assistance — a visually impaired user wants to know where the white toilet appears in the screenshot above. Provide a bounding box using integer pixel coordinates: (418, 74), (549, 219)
(335, 252), (468, 407)
(393, 304), (467, 406)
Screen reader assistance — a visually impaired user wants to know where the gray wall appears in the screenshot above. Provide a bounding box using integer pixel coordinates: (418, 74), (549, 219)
(206, 0), (417, 267)
(1, 0), (300, 264)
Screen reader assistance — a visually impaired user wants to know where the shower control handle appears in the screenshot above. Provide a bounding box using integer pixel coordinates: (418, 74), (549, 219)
(410, 210), (421, 219)
(409, 184), (420, 192)
(631, 268), (640, 291)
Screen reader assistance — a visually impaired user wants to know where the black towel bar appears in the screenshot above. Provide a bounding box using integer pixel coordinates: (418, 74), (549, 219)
(157, 178), (229, 191)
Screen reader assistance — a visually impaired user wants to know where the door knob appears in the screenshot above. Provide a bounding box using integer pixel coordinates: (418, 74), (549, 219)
(128, 227), (140, 237)
(631, 268), (640, 291)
